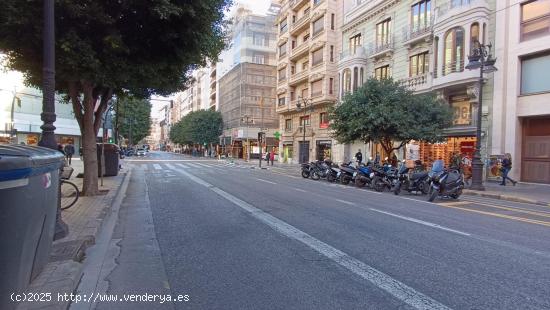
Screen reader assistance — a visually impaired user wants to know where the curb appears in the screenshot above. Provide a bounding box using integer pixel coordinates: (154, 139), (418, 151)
(463, 189), (550, 207)
(16, 170), (131, 310)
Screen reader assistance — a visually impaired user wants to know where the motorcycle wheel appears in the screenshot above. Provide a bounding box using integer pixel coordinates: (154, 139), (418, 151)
(340, 175), (350, 185)
(419, 180), (430, 195)
(428, 187), (438, 202)
(393, 183), (401, 195)
(372, 176), (385, 192)
(355, 177), (366, 188)
(327, 173), (336, 183)
(311, 171), (320, 180)
(301, 170), (310, 178)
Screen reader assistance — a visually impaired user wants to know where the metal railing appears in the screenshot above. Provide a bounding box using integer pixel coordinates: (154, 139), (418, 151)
(369, 38), (394, 56)
(442, 60), (465, 76)
(402, 17), (435, 42)
(291, 11), (310, 31)
(401, 73), (429, 88)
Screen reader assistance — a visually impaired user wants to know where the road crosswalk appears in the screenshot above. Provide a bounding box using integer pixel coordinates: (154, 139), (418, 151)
(127, 161), (264, 172)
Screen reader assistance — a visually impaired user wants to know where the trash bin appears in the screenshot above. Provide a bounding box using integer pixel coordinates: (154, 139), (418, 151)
(97, 143), (119, 177)
(0, 145), (64, 310)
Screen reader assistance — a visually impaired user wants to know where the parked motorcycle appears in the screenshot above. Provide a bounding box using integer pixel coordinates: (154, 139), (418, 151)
(354, 162), (375, 188)
(427, 160), (464, 202)
(339, 162), (357, 185)
(393, 160), (430, 195)
(371, 163), (398, 192)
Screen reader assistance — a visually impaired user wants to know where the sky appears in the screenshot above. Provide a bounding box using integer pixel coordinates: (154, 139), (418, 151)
(151, 0), (272, 118)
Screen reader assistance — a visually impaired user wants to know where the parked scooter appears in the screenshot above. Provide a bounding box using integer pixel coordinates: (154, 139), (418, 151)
(393, 160), (430, 195)
(354, 161), (375, 188)
(339, 161), (357, 185)
(371, 160), (398, 192)
(427, 160), (464, 202)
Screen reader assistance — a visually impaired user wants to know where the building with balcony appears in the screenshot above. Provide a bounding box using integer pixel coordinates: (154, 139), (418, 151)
(276, 0), (342, 164)
(217, 3), (280, 159)
(491, 0), (550, 184)
(338, 0), (496, 172)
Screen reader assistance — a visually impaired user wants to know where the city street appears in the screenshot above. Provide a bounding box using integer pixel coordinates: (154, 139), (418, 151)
(74, 151), (550, 310)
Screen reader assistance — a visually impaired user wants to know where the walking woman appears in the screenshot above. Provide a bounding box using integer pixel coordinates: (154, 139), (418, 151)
(500, 153), (517, 186)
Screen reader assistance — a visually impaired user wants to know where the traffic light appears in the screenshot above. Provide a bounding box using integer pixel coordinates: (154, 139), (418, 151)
(108, 137), (114, 143)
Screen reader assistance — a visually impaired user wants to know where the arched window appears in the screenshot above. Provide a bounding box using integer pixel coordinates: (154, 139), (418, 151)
(434, 36), (439, 77)
(343, 69), (352, 94)
(443, 27), (464, 75)
(360, 67), (364, 85)
(470, 23), (479, 53)
(353, 67), (359, 91)
(482, 23), (486, 44)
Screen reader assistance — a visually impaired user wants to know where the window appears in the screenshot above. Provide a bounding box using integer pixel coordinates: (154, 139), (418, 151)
(278, 96), (286, 107)
(451, 0), (471, 8)
(314, 0), (322, 5)
(521, 0), (550, 41)
(470, 23), (479, 53)
(330, 45), (334, 62)
(303, 33), (310, 42)
(353, 67), (358, 91)
(329, 78), (334, 94)
(343, 69), (352, 93)
(349, 33), (361, 54)
(331, 14), (335, 30)
(409, 52), (429, 77)
(320, 113), (329, 128)
(312, 48), (323, 66)
(291, 65), (295, 74)
(360, 68), (364, 85)
(253, 33), (265, 46)
(375, 65), (390, 80)
(302, 61), (309, 70)
(313, 17), (324, 36)
(290, 91), (295, 101)
(450, 96), (472, 126)
(278, 68), (286, 81)
(292, 40), (296, 49)
(253, 54), (265, 64)
(285, 119), (292, 132)
(443, 27), (464, 75)
(301, 88), (309, 98)
(280, 18), (288, 33)
(521, 52), (550, 94)
(376, 19), (392, 47)
(312, 79), (323, 96)
(279, 42), (287, 57)
(434, 36), (439, 77)
(300, 115), (311, 127)
(411, 0), (431, 31)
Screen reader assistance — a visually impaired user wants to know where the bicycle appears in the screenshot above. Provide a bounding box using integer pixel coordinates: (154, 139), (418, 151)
(60, 166), (79, 210)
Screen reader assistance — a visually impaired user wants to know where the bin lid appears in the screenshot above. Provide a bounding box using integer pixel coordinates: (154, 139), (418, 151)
(0, 145), (64, 182)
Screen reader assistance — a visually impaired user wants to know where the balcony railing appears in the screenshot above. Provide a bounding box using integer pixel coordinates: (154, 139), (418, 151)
(401, 74), (429, 89)
(442, 60), (465, 76)
(289, 69), (309, 84)
(340, 46), (367, 61)
(291, 11), (310, 32)
(402, 18), (434, 43)
(368, 38), (394, 57)
(291, 42), (309, 59)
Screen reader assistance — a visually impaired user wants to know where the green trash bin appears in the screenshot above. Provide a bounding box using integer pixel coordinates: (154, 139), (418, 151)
(97, 143), (120, 177)
(0, 145), (64, 310)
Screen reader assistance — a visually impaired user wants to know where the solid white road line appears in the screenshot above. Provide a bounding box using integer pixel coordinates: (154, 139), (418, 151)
(186, 163), (200, 168)
(175, 168), (452, 310)
(257, 178), (277, 185)
(335, 199), (356, 206)
(195, 163), (211, 167)
(176, 163), (188, 169)
(369, 208), (471, 237)
(294, 188), (307, 193)
(153, 164), (162, 170)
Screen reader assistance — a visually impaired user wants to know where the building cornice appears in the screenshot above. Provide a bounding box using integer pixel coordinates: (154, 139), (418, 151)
(342, 0), (400, 34)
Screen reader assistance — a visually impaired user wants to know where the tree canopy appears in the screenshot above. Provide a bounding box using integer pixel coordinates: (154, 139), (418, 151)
(330, 78), (453, 155)
(116, 96), (151, 145)
(170, 110), (223, 146)
(0, 0), (231, 195)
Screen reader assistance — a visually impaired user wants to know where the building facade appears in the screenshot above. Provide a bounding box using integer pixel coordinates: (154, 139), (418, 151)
(491, 0), (550, 184)
(217, 5), (280, 159)
(338, 0), (496, 175)
(276, 0), (343, 164)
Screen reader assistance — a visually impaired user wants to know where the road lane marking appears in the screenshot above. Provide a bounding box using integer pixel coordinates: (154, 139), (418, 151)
(257, 178), (276, 185)
(369, 209), (471, 237)
(165, 164), (177, 169)
(177, 163), (188, 168)
(186, 163), (200, 168)
(153, 164), (162, 170)
(335, 199), (356, 206)
(175, 168), (452, 310)
(438, 204), (550, 227)
(455, 200), (550, 218)
(195, 163), (211, 167)
(294, 188), (307, 192)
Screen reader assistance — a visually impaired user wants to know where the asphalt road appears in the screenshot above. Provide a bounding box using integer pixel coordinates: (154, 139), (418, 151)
(95, 151), (550, 310)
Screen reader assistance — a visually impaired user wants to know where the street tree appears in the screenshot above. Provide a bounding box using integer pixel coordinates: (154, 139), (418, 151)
(330, 78), (453, 156)
(170, 110), (223, 147)
(116, 96), (151, 145)
(0, 0), (232, 195)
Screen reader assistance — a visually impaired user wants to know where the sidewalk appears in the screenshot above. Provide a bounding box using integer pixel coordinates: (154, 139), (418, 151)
(17, 158), (129, 310)
(464, 181), (550, 206)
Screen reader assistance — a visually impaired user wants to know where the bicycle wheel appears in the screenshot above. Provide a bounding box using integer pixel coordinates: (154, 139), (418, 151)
(60, 180), (79, 210)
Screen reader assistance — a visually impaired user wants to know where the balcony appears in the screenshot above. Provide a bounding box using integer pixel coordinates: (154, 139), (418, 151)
(339, 46), (368, 68)
(278, 77), (287, 86)
(400, 74), (431, 92)
(432, 60), (480, 89)
(290, 11), (310, 35)
(435, 0), (490, 25)
(289, 69), (309, 86)
(290, 0), (308, 10)
(312, 0), (326, 10)
(368, 39), (394, 59)
(290, 42), (310, 61)
(402, 18), (434, 46)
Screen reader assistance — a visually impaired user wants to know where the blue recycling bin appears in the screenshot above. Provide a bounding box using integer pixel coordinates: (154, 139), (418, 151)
(0, 145), (64, 310)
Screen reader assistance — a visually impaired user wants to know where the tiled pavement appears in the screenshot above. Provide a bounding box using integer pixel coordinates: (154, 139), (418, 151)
(16, 159), (129, 310)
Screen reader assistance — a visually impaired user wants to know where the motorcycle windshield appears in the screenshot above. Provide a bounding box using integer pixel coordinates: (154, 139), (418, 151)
(431, 160), (445, 173)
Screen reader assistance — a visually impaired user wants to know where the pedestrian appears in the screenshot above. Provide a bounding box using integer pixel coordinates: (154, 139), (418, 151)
(269, 148), (275, 166)
(64, 142), (75, 165)
(500, 153), (517, 186)
(355, 149), (363, 164)
(57, 144), (65, 155)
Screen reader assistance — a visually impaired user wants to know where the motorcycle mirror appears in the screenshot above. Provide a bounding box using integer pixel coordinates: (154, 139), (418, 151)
(402, 159), (406, 163)
(385, 157), (389, 161)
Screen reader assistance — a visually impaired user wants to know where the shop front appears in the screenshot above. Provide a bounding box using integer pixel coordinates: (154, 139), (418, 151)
(412, 136), (476, 173)
(282, 142), (294, 164)
(522, 117), (550, 184)
(316, 140), (332, 161)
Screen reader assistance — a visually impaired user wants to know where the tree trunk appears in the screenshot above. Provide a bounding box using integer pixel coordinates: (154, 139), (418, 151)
(81, 83), (99, 196)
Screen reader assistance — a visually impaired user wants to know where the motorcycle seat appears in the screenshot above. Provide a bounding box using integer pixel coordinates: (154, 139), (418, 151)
(446, 171), (461, 183)
(410, 172), (428, 180)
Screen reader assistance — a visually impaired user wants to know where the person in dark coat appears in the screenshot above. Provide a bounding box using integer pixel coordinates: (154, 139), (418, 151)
(355, 149), (363, 164)
(500, 153), (517, 186)
(64, 143), (75, 165)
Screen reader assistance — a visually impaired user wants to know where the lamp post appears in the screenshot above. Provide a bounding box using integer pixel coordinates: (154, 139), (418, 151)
(241, 114), (253, 161)
(465, 41), (498, 191)
(296, 96), (312, 164)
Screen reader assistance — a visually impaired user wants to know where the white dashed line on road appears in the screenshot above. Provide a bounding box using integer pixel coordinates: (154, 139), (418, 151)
(294, 188), (307, 192)
(153, 164), (162, 170)
(176, 163), (188, 168)
(335, 199), (356, 206)
(257, 178), (276, 185)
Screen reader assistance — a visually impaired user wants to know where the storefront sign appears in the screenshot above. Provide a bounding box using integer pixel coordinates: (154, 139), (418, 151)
(452, 100), (471, 126)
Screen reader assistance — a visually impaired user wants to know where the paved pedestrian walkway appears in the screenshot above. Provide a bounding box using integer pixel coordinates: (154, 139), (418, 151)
(464, 181), (550, 206)
(17, 158), (129, 310)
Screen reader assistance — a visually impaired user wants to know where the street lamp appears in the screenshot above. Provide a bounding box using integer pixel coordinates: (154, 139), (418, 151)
(296, 96), (312, 164)
(241, 114), (253, 161)
(465, 41), (497, 191)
